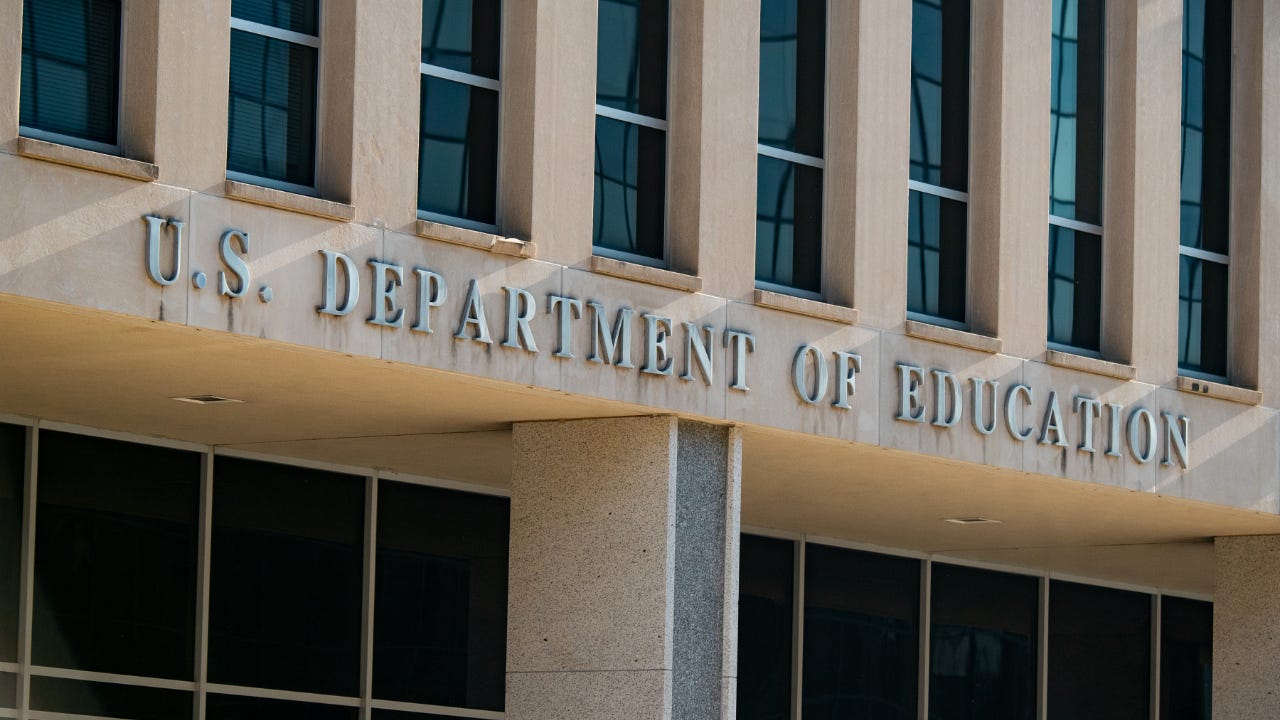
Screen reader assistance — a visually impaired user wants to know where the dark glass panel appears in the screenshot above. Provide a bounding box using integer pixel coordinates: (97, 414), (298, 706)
(756, 155), (822, 293)
(758, 0), (825, 157)
(1178, 255), (1228, 376)
(418, 75), (499, 224)
(593, 115), (666, 259)
(596, 0), (669, 118)
(374, 712), (460, 720)
(231, 0), (318, 35)
(206, 694), (358, 720)
(737, 535), (794, 720)
(0, 672), (14, 708)
(422, 0), (501, 79)
(29, 676), (190, 720)
(907, 189), (967, 323)
(929, 564), (1037, 720)
(373, 481), (509, 711)
(1047, 580), (1152, 720)
(1049, 0), (1104, 225)
(802, 544), (919, 720)
(1161, 596), (1212, 720)
(910, 0), (970, 190)
(20, 0), (121, 146)
(1047, 225), (1102, 351)
(208, 458), (364, 697)
(227, 29), (318, 187)
(0, 424), (22, 664)
(1180, 0), (1231, 254)
(33, 432), (199, 680)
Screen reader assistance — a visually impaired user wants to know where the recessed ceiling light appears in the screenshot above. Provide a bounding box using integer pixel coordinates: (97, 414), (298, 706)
(943, 517), (1002, 525)
(171, 395), (243, 405)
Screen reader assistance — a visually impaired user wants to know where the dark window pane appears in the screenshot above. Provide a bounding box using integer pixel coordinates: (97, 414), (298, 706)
(33, 432), (199, 680)
(29, 676), (191, 720)
(1047, 580), (1152, 720)
(227, 29), (318, 188)
(208, 458), (364, 697)
(0, 672), (14, 708)
(374, 712), (461, 720)
(0, 424), (22, 664)
(907, 189), (967, 323)
(1047, 226), (1102, 351)
(422, 0), (501, 79)
(759, 0), (825, 157)
(737, 535), (794, 720)
(596, 0), (668, 118)
(20, 0), (121, 146)
(418, 75), (499, 224)
(1049, 0), (1104, 225)
(593, 115), (666, 259)
(1178, 255), (1228, 376)
(231, 0), (318, 35)
(802, 544), (919, 720)
(756, 155), (822, 293)
(910, 0), (969, 190)
(929, 564), (1037, 720)
(206, 694), (357, 720)
(1161, 596), (1212, 720)
(1180, 0), (1231, 254)
(373, 481), (509, 712)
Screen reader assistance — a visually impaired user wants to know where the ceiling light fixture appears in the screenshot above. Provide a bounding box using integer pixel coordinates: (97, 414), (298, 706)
(943, 517), (1002, 525)
(171, 395), (243, 405)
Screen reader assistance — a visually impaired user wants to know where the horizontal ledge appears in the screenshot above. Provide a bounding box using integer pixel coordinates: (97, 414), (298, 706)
(223, 179), (354, 221)
(903, 319), (1002, 354)
(17, 136), (158, 181)
(415, 219), (536, 258)
(1044, 349), (1135, 380)
(589, 255), (703, 293)
(754, 289), (857, 324)
(1175, 375), (1262, 405)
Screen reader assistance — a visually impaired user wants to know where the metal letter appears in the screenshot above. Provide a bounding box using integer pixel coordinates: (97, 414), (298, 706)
(366, 260), (404, 328)
(218, 230), (251, 298)
(548, 295), (583, 359)
(681, 323), (715, 385)
(793, 345), (828, 405)
(1004, 384), (1034, 441)
(642, 314), (674, 375)
(1162, 413), (1190, 469)
(410, 269), (447, 333)
(454, 279), (493, 344)
(724, 330), (757, 392)
(971, 378), (1000, 435)
(502, 286), (538, 353)
(318, 249), (360, 316)
(896, 364), (926, 423)
(832, 351), (862, 409)
(1074, 396), (1101, 453)
(931, 370), (963, 427)
(1127, 408), (1157, 463)
(587, 302), (635, 368)
(142, 215), (183, 286)
(1039, 391), (1070, 447)
(1106, 403), (1124, 457)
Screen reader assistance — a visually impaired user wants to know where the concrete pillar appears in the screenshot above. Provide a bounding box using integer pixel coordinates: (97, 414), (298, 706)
(507, 417), (742, 720)
(1213, 535), (1280, 718)
(0, 0), (19, 151)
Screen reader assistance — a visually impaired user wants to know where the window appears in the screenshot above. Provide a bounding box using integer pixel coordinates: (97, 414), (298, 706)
(418, 0), (502, 232)
(1048, 0), (1104, 354)
(756, 0), (825, 297)
(593, 0), (669, 264)
(908, 0), (971, 327)
(19, 0), (122, 153)
(0, 424), (22, 712)
(1178, 0), (1231, 379)
(737, 535), (795, 720)
(1047, 581), (1151, 719)
(1161, 596), (1212, 720)
(227, 0), (321, 194)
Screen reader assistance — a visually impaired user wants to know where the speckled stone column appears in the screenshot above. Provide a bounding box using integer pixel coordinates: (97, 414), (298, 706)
(1213, 535), (1280, 718)
(507, 417), (742, 720)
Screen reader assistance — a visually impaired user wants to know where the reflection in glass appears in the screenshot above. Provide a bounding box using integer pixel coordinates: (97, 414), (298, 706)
(756, 155), (822, 293)
(374, 481), (509, 711)
(907, 189), (967, 323)
(593, 115), (666, 259)
(596, 0), (668, 118)
(231, 0), (318, 34)
(1047, 226), (1102, 351)
(206, 694), (358, 720)
(29, 676), (191, 720)
(1049, 0), (1104, 225)
(910, 0), (970, 190)
(1161, 596), (1212, 720)
(1179, 0), (1230, 254)
(418, 75), (499, 224)
(0, 424), (21, 665)
(33, 432), (199, 680)
(227, 29), (318, 187)
(802, 544), (919, 720)
(737, 535), (794, 720)
(929, 564), (1037, 720)
(758, 0), (825, 157)
(208, 458), (364, 697)
(20, 0), (121, 146)
(1178, 254), (1228, 376)
(1048, 580), (1151, 720)
(422, 0), (501, 78)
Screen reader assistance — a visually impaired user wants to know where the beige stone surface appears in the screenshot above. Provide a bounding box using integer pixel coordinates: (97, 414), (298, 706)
(17, 137), (159, 181)
(506, 669), (672, 720)
(0, 0), (19, 151)
(1214, 535), (1280, 719)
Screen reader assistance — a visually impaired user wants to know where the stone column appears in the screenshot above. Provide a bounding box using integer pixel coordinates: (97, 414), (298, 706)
(1213, 535), (1280, 718)
(507, 416), (742, 720)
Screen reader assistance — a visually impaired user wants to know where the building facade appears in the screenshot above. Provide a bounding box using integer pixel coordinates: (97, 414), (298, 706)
(1, 0), (1279, 718)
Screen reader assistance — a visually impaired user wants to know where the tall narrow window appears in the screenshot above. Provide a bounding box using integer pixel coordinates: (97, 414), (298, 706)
(736, 534), (795, 720)
(908, 0), (971, 327)
(0, 424), (22, 712)
(418, 0), (501, 231)
(756, 0), (825, 296)
(20, 0), (122, 153)
(593, 0), (669, 264)
(1047, 580), (1151, 719)
(1048, 0), (1104, 353)
(1178, 0), (1231, 379)
(1160, 596), (1212, 720)
(227, 0), (320, 194)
